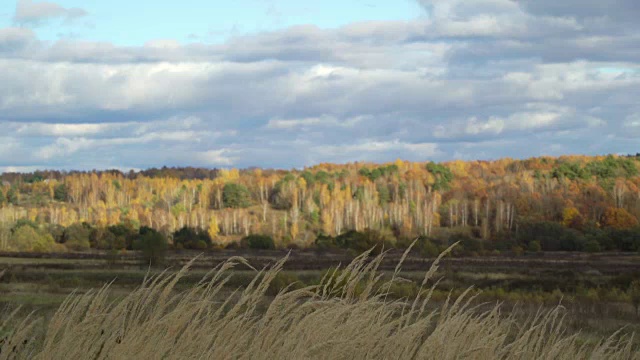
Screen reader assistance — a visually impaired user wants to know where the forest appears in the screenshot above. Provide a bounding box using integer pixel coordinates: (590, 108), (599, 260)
(1, 154), (640, 257)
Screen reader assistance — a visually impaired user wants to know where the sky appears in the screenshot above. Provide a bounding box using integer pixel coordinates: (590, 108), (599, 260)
(0, 0), (639, 172)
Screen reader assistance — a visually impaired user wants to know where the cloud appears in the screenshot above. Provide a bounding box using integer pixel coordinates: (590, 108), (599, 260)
(0, 27), (37, 53)
(14, 0), (87, 25)
(0, 0), (639, 171)
(266, 115), (364, 129)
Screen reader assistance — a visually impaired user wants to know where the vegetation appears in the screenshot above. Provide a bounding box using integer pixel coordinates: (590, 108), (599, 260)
(133, 228), (168, 266)
(0, 154), (640, 254)
(1, 248), (638, 358)
(241, 234), (276, 250)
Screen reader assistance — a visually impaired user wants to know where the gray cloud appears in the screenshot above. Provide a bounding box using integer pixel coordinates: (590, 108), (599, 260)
(1, 0), (639, 171)
(14, 0), (87, 25)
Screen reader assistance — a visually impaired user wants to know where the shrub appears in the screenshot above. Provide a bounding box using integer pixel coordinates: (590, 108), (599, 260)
(242, 234), (275, 250)
(527, 241), (542, 253)
(415, 236), (440, 257)
(584, 239), (601, 253)
(7, 225), (63, 253)
(108, 224), (139, 250)
(193, 240), (208, 250)
(62, 223), (92, 251)
(448, 233), (483, 255)
(133, 229), (168, 266)
(511, 245), (524, 256)
(173, 226), (211, 249)
(333, 229), (394, 255)
(315, 233), (336, 250)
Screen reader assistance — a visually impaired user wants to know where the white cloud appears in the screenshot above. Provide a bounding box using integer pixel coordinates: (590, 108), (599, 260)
(266, 115), (364, 129)
(315, 140), (440, 159)
(14, 0), (87, 25)
(194, 149), (237, 166)
(12, 122), (125, 137)
(1, 0), (639, 169)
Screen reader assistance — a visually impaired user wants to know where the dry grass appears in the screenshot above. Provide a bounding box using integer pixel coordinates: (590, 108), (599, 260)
(1, 244), (638, 359)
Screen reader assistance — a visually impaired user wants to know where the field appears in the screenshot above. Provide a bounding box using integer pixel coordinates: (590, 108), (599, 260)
(2, 249), (640, 352)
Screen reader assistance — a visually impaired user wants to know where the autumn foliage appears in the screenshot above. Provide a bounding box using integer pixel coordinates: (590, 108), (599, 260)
(0, 154), (639, 252)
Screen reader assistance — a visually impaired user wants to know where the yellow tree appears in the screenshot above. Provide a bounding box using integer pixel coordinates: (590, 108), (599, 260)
(208, 214), (220, 241)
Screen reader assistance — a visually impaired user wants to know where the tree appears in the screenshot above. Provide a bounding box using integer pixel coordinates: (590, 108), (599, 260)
(426, 162), (453, 191)
(134, 229), (168, 266)
(0, 189), (4, 206)
(6, 187), (18, 205)
(90, 227), (124, 250)
(173, 226), (211, 249)
(208, 215), (220, 242)
(54, 183), (68, 202)
(63, 223), (92, 251)
(601, 207), (639, 230)
(222, 183), (252, 208)
(8, 225), (62, 252)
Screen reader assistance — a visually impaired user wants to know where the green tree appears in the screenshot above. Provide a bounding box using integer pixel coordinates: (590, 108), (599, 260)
(173, 226), (211, 249)
(133, 229), (168, 266)
(222, 183), (252, 208)
(63, 223), (92, 251)
(0, 188), (4, 206)
(426, 162), (453, 191)
(8, 225), (61, 252)
(54, 183), (68, 202)
(6, 187), (18, 205)
(377, 184), (390, 204)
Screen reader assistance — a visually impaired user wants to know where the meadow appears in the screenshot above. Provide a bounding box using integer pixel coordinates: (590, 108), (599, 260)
(2, 246), (640, 358)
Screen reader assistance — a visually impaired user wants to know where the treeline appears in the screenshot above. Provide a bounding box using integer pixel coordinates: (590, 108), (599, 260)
(1, 154), (640, 254)
(0, 166), (222, 184)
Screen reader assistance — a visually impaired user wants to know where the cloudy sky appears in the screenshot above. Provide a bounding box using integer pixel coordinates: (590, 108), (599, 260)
(0, 0), (639, 172)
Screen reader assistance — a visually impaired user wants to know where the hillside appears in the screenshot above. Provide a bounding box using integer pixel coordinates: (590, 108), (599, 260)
(1, 154), (640, 254)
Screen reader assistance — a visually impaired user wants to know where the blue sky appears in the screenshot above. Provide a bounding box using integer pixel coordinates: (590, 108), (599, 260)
(0, 0), (639, 172)
(0, 0), (424, 45)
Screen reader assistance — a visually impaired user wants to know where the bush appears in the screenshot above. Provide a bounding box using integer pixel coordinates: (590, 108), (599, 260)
(511, 246), (524, 256)
(415, 236), (440, 257)
(173, 226), (211, 249)
(584, 239), (601, 253)
(448, 233), (483, 255)
(108, 224), (139, 250)
(133, 229), (168, 266)
(7, 225), (63, 253)
(63, 223), (92, 251)
(242, 234), (275, 250)
(608, 227), (640, 251)
(193, 240), (208, 250)
(527, 241), (542, 253)
(334, 229), (394, 255)
(315, 233), (336, 250)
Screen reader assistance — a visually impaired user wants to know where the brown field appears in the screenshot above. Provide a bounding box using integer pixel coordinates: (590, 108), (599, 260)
(2, 249), (640, 358)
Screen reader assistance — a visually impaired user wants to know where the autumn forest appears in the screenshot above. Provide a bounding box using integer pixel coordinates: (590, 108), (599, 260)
(1, 154), (640, 256)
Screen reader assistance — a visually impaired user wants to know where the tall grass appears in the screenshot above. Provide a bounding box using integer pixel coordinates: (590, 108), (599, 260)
(1, 245), (638, 359)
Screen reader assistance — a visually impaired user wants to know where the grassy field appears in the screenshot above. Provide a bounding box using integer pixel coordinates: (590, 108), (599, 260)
(2, 249), (640, 357)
